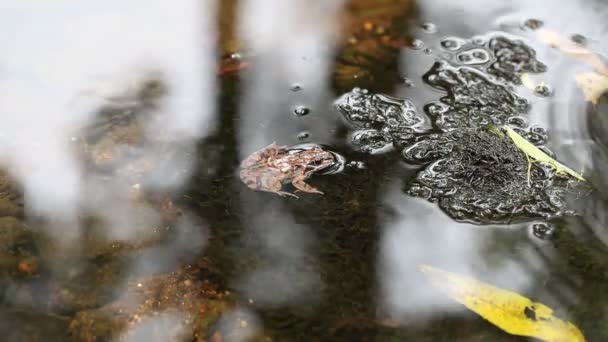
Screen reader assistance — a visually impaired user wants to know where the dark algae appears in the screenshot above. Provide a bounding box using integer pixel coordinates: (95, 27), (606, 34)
(403, 127), (574, 223)
(423, 63), (530, 132)
(337, 33), (585, 224)
(335, 88), (423, 153)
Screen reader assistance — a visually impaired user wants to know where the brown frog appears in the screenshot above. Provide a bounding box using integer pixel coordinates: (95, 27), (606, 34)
(239, 143), (336, 198)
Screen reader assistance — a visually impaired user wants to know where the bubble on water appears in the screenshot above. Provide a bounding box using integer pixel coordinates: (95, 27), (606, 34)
(507, 116), (529, 128)
(531, 222), (555, 240)
(290, 83), (302, 92)
(407, 184), (432, 198)
(457, 53), (472, 63)
(230, 52), (243, 60)
(293, 106), (310, 117)
(296, 131), (310, 141)
(524, 126), (548, 145)
(423, 48), (433, 55)
(523, 18), (544, 30)
(440, 37), (464, 51)
(410, 39), (424, 50)
(472, 36), (486, 45)
(472, 50), (488, 59)
(347, 160), (366, 170)
(400, 76), (414, 87)
(421, 22), (437, 34)
(531, 126), (547, 135)
(455, 48), (492, 66)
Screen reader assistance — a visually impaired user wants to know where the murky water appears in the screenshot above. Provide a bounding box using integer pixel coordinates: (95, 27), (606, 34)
(1, 0), (608, 341)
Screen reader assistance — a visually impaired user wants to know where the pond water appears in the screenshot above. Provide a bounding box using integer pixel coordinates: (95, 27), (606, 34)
(1, 0), (608, 341)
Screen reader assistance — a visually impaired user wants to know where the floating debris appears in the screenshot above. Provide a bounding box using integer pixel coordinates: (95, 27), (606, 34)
(531, 222), (556, 240)
(293, 106), (311, 117)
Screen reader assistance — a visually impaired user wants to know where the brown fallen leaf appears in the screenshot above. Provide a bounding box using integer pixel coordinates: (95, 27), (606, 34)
(536, 29), (608, 76)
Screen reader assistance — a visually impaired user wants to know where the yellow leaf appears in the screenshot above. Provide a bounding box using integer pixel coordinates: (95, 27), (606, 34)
(575, 71), (608, 105)
(520, 73), (537, 91)
(502, 126), (585, 182)
(420, 265), (586, 342)
(536, 29), (608, 76)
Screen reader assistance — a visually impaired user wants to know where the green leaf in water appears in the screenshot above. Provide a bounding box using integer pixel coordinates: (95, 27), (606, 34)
(502, 125), (585, 182)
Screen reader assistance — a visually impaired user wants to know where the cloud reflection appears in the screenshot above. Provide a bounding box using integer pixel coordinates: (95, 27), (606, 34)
(0, 0), (216, 239)
(378, 180), (534, 322)
(237, 0), (346, 155)
(234, 0), (345, 310)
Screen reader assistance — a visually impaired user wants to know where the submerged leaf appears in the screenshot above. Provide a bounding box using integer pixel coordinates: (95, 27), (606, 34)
(503, 126), (585, 181)
(535, 29), (608, 105)
(420, 265), (586, 342)
(333, 0), (414, 92)
(575, 71), (608, 105)
(536, 29), (608, 76)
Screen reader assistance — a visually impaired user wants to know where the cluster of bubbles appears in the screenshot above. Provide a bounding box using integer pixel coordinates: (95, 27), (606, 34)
(336, 33), (584, 224)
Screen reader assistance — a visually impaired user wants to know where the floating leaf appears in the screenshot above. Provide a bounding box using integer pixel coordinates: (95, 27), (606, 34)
(535, 29), (608, 76)
(575, 71), (608, 105)
(420, 265), (586, 342)
(521, 73), (537, 90)
(502, 126), (585, 182)
(521, 73), (551, 95)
